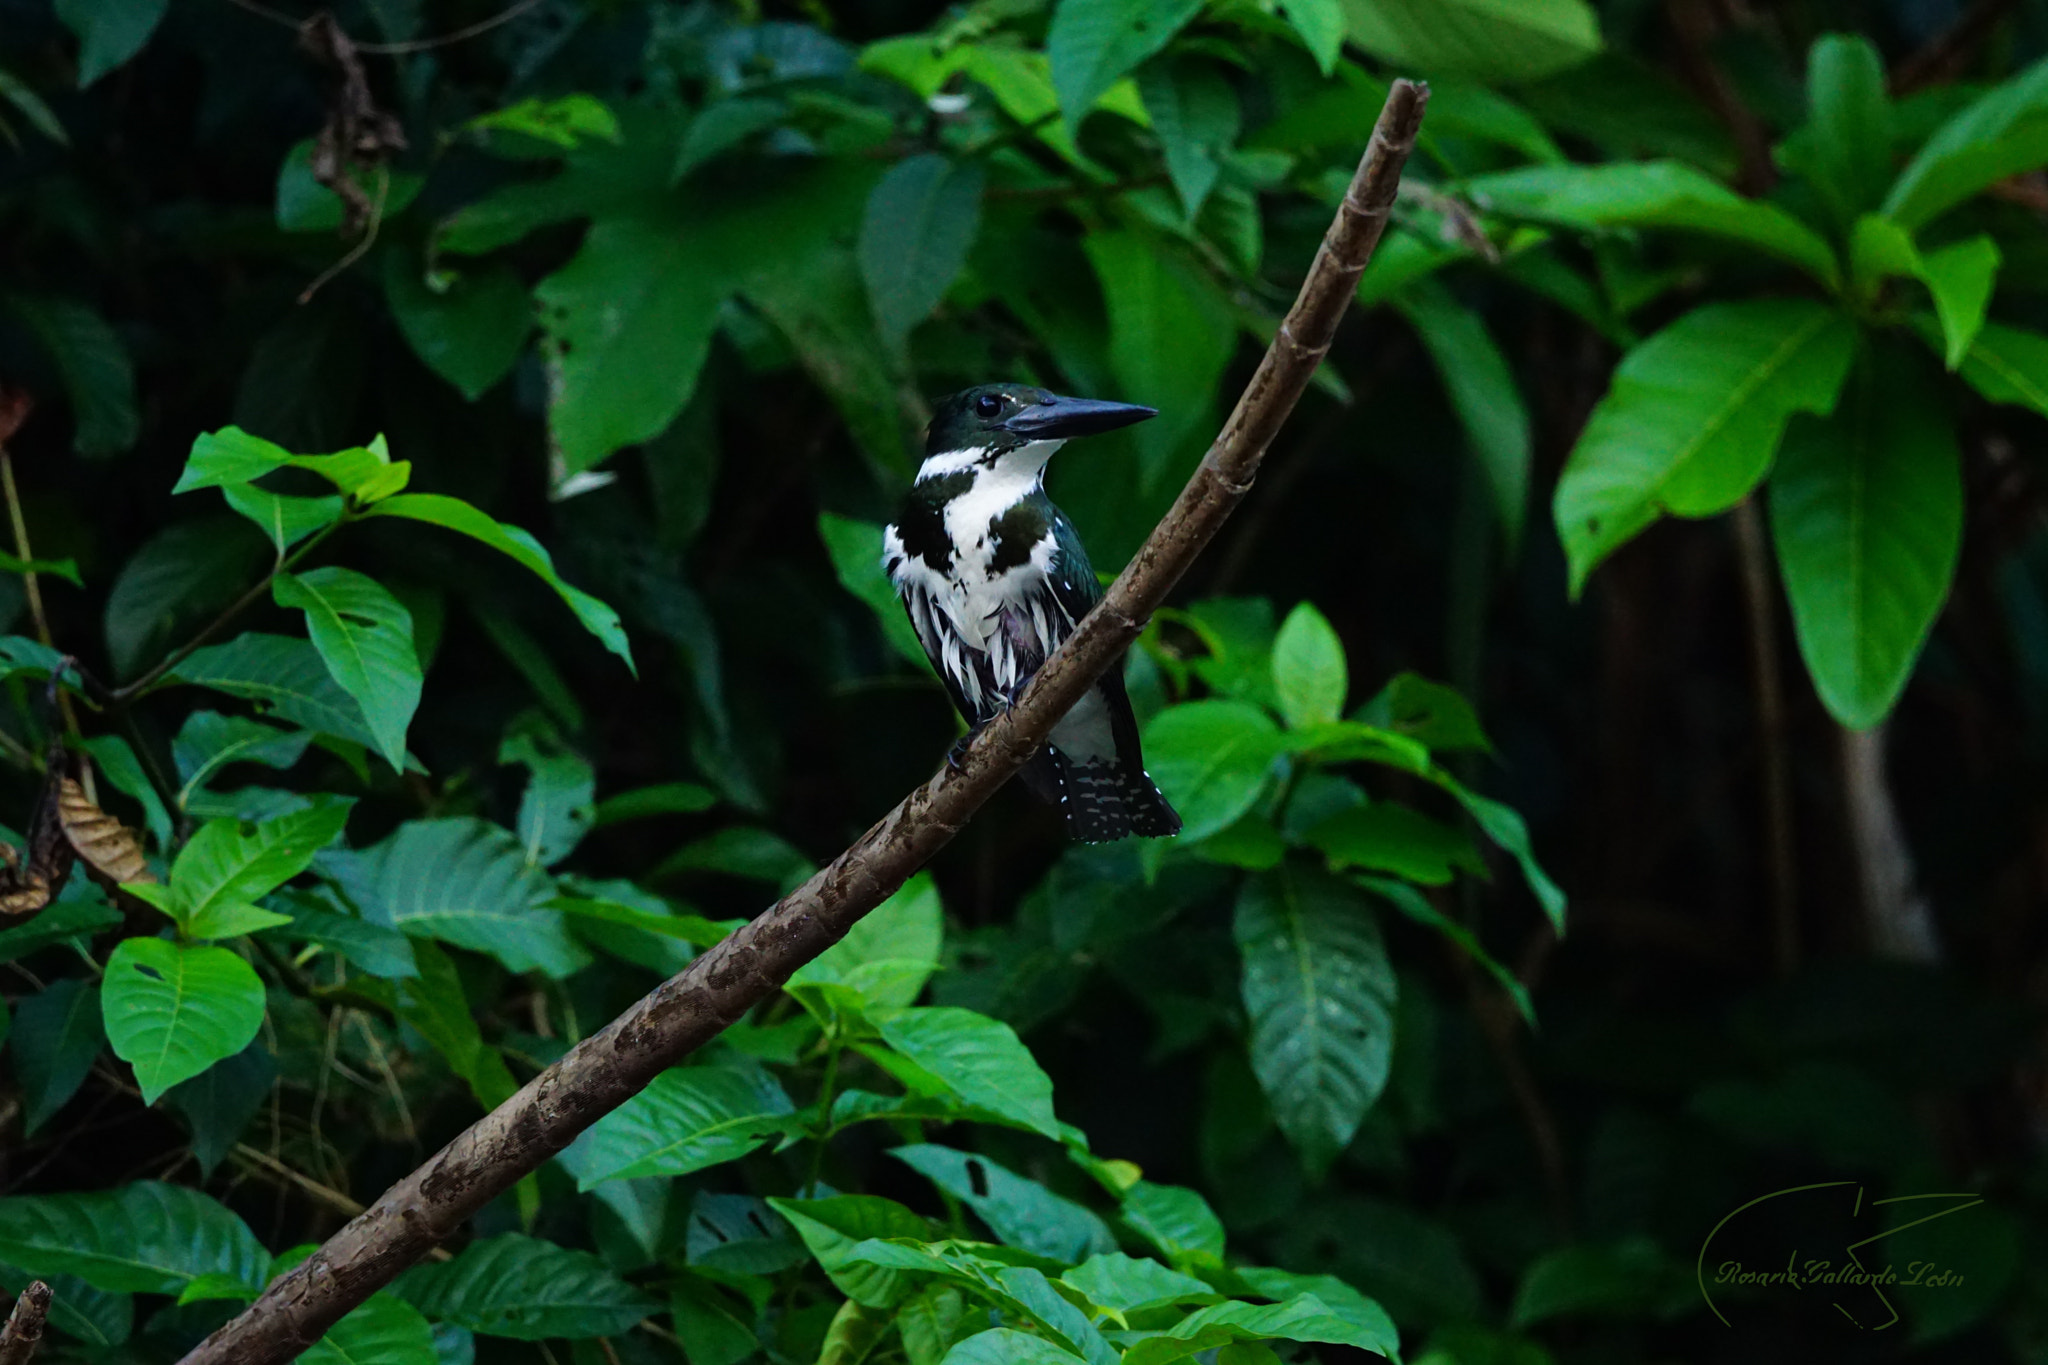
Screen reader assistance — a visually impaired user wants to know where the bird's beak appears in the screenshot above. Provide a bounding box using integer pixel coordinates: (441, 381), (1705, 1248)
(1001, 394), (1157, 439)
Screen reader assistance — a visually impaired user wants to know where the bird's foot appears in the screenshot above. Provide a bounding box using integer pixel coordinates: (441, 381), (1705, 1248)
(945, 721), (990, 772)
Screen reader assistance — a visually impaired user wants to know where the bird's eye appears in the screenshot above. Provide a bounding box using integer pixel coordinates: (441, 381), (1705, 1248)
(974, 394), (1002, 418)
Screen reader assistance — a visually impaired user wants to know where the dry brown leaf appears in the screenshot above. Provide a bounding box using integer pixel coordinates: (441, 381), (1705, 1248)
(57, 778), (152, 886)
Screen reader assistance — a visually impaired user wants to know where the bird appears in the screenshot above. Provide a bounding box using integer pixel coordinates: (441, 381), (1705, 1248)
(883, 383), (1182, 843)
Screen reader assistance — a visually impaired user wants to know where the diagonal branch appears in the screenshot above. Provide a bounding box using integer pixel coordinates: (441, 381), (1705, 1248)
(176, 78), (1428, 1365)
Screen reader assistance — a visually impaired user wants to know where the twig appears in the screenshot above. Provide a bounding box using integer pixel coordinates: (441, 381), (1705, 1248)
(0, 1280), (49, 1365)
(173, 79), (1429, 1365)
(0, 451), (81, 750)
(1730, 499), (1798, 975)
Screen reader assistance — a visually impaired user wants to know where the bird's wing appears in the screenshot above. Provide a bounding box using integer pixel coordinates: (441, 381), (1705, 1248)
(1045, 506), (1105, 628)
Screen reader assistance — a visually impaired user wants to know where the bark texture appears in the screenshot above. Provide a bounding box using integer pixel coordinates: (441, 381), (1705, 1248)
(177, 78), (1429, 1365)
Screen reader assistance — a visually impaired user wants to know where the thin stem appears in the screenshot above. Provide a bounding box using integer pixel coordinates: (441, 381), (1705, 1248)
(805, 1038), (843, 1196)
(114, 519), (348, 703)
(1730, 498), (1799, 975)
(0, 451), (80, 749)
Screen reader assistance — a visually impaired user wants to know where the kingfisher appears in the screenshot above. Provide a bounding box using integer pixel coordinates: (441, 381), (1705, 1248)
(884, 384), (1181, 843)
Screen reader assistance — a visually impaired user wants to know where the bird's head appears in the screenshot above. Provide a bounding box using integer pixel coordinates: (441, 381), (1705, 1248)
(921, 384), (1156, 477)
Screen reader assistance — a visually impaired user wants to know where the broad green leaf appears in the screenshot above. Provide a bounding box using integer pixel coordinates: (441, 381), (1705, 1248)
(1944, 319), (2048, 417)
(1061, 1253), (1216, 1317)
(1235, 863), (1396, 1176)
(891, 1145), (1116, 1263)
(1047, 0), (1202, 127)
(4, 294), (138, 455)
(943, 1328), (1086, 1365)
(502, 726), (595, 868)
(1342, 0), (1599, 82)
(1554, 300), (1856, 594)
(818, 512), (930, 669)
(304, 1292), (439, 1365)
(1770, 351), (1962, 728)
(176, 428), (409, 503)
(1139, 59), (1241, 219)
(561, 1065), (795, 1186)
(0, 1181), (266, 1294)
(1142, 700), (1285, 843)
(859, 155), (984, 353)
(590, 781), (717, 826)
(1084, 231), (1235, 493)
(54, 0), (168, 86)
(275, 567), (421, 772)
(1467, 161), (1839, 287)
(363, 494), (633, 671)
(1849, 219), (1999, 368)
(685, 1193), (807, 1275)
(1784, 34), (1892, 227)
(104, 518), (267, 679)
(0, 892), (121, 968)
(1508, 1237), (1690, 1327)
(173, 711), (311, 806)
(1396, 280), (1530, 553)
(1428, 774), (1568, 932)
(1278, 0), (1344, 73)
(1270, 603), (1347, 729)
(12, 978), (104, 1134)
(163, 1044), (275, 1176)
(768, 1195), (931, 1308)
(1119, 1182), (1225, 1267)
(86, 732), (174, 850)
(394, 940), (517, 1110)
(163, 798), (353, 933)
(0, 551), (79, 585)
(900, 1283), (969, 1365)
(1356, 673), (1491, 752)
(536, 214), (723, 479)
(320, 817), (591, 978)
(391, 1233), (655, 1339)
(791, 872), (943, 1012)
(1233, 1268), (1396, 1353)
(464, 94), (620, 150)
(1884, 56), (2048, 229)
(0, 71), (68, 146)
(1122, 1293), (1399, 1365)
(1307, 803), (1485, 885)
(274, 140), (426, 233)
(269, 893), (418, 978)
(103, 938), (268, 1102)
(166, 632), (383, 751)
(383, 253), (531, 402)
(878, 1007), (1060, 1139)
(0, 1267), (129, 1348)
(1358, 875), (1533, 1022)
(671, 1273), (759, 1365)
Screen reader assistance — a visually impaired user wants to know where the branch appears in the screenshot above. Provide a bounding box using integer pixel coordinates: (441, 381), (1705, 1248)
(176, 78), (1429, 1365)
(0, 1281), (50, 1365)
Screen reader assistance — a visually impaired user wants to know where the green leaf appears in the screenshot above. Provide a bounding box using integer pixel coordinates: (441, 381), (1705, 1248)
(1785, 34), (1892, 226)
(1430, 774), (1568, 932)
(103, 938), (268, 1103)
(274, 140), (425, 233)
(54, 0), (168, 86)
(1278, 0), (1345, 74)
(166, 632), (384, 751)
(791, 872), (943, 1012)
(891, 1145), (1116, 1263)
(1356, 673), (1491, 752)
(363, 494), (633, 671)
(1047, 0), (1203, 127)
(0, 1181), (266, 1294)
(12, 978), (104, 1134)
(819, 512), (930, 670)
(173, 711), (311, 806)
(1270, 603), (1347, 729)
(394, 941), (517, 1110)
(535, 215), (724, 480)
(86, 732), (174, 851)
(1395, 280), (1530, 553)
(464, 95), (620, 150)
(1944, 319), (2048, 417)
(1139, 59), (1241, 219)
(1357, 875), (1533, 1022)
(501, 726), (594, 868)
(859, 155), (984, 354)
(177, 428), (411, 502)
(320, 817), (592, 978)
(163, 798), (353, 935)
(1235, 863), (1396, 1176)
(392, 1233), (655, 1339)
(1849, 219), (1999, 368)
(1142, 700), (1285, 843)
(590, 781), (717, 826)
(0, 1267), (128, 1348)
(768, 1195), (931, 1308)
(1308, 803), (1485, 885)
(1884, 56), (2048, 229)
(1119, 1182), (1225, 1268)
(1341, 0), (1600, 82)
(1084, 231), (1235, 493)
(1233, 1268), (1396, 1352)
(1061, 1253), (1216, 1317)
(0, 551), (79, 586)
(383, 253), (531, 402)
(942, 1329), (1087, 1365)
(163, 1043), (276, 1177)
(670, 1273), (759, 1365)
(1122, 1293), (1399, 1365)
(0, 70), (68, 146)
(304, 1292), (439, 1365)
(878, 1007), (1060, 1139)
(561, 1065), (795, 1186)
(5, 294), (138, 456)
(104, 518), (268, 680)
(1770, 349), (1961, 728)
(275, 567), (422, 772)
(1508, 1237), (1690, 1328)
(1467, 160), (1840, 287)
(0, 892), (121, 968)
(270, 894), (418, 979)
(1554, 300), (1857, 594)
